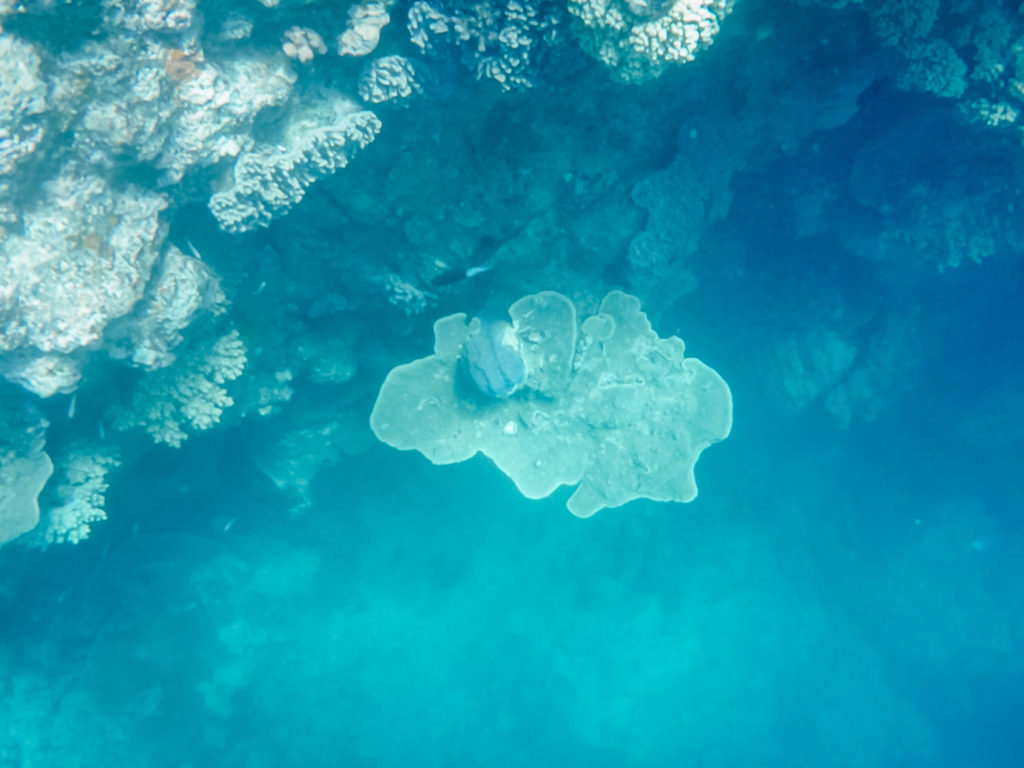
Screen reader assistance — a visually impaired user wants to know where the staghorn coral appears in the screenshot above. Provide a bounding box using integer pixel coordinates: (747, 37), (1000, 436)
(111, 329), (247, 447)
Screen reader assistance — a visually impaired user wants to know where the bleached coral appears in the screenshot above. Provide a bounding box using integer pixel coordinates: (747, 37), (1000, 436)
(407, 0), (560, 91)
(103, 244), (227, 370)
(102, 0), (197, 33)
(54, 39), (297, 187)
(358, 55), (424, 104)
(42, 447), (120, 545)
(283, 26), (327, 63)
(208, 95), (381, 233)
(379, 273), (436, 315)
(0, 168), (168, 397)
(111, 330), (248, 447)
(0, 34), (47, 179)
(568, 0), (733, 83)
(337, 1), (390, 57)
(370, 291), (732, 517)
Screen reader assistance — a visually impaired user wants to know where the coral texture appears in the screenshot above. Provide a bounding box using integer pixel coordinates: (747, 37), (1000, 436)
(41, 447), (120, 545)
(408, 0), (561, 90)
(371, 291), (732, 517)
(111, 330), (248, 447)
(568, 0), (734, 83)
(208, 97), (381, 233)
(0, 170), (168, 397)
(0, 448), (53, 547)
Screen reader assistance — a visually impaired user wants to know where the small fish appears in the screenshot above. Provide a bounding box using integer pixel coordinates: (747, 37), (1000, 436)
(432, 264), (495, 290)
(67, 393), (76, 419)
(431, 236), (500, 287)
(430, 261), (494, 287)
(465, 264), (493, 278)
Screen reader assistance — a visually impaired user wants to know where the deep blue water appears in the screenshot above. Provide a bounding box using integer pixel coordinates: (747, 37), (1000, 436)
(3, 248), (1021, 766)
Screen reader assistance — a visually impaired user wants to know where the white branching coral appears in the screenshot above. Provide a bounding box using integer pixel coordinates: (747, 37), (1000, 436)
(568, 0), (733, 83)
(103, 244), (226, 371)
(208, 94), (381, 233)
(102, 0), (197, 33)
(407, 0), (559, 90)
(282, 26), (327, 63)
(358, 55), (424, 104)
(43, 448), (120, 545)
(111, 330), (247, 448)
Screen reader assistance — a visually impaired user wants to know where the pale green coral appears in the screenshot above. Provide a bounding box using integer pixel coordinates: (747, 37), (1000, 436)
(370, 290), (732, 517)
(568, 0), (734, 83)
(112, 330), (247, 447)
(0, 449), (52, 547)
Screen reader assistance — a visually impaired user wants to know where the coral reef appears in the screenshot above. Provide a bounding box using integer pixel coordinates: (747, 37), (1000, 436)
(282, 25), (327, 63)
(0, 170), (168, 396)
(338, 1), (391, 57)
(38, 446), (121, 545)
(0, 34), (46, 182)
(407, 0), (562, 90)
(370, 290), (732, 517)
(208, 95), (381, 233)
(111, 329), (247, 447)
(568, 0), (734, 83)
(0, 448), (52, 547)
(0, 0), (1021, 547)
(358, 55), (425, 105)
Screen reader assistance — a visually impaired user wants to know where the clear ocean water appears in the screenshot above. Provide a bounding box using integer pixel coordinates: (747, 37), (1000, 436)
(1, 1), (1023, 766)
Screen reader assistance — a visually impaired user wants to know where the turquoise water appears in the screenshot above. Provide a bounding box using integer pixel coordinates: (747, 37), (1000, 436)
(2, 1), (1024, 766)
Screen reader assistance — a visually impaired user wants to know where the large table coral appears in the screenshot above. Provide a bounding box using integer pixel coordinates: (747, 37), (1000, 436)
(370, 290), (732, 517)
